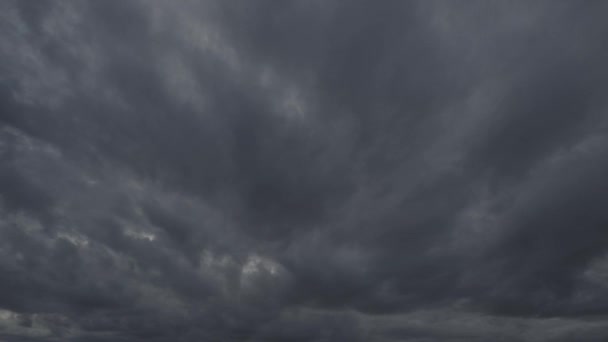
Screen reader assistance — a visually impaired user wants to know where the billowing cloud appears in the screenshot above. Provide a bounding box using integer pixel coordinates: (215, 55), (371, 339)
(1, 1), (608, 341)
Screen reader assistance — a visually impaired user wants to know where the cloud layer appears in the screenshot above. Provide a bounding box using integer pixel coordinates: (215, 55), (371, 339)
(1, 1), (608, 341)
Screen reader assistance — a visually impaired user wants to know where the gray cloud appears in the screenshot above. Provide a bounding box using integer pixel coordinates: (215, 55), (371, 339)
(1, 0), (608, 340)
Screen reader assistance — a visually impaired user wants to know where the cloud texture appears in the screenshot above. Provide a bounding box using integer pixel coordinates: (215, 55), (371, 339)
(1, 1), (608, 341)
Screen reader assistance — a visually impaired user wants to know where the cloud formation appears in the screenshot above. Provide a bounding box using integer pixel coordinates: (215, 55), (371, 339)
(1, 1), (608, 340)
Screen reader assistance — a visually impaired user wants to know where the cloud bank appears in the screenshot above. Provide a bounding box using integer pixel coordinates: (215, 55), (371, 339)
(1, 1), (608, 341)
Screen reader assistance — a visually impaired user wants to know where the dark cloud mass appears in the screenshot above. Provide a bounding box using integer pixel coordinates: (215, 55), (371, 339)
(1, 0), (608, 340)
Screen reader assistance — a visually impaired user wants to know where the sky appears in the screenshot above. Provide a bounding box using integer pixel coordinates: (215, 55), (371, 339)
(1, 1), (608, 341)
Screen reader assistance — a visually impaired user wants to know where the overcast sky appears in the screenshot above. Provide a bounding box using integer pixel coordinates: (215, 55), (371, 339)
(1, 1), (608, 341)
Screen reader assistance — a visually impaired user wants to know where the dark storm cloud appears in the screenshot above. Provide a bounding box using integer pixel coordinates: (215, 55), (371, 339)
(2, 0), (608, 340)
